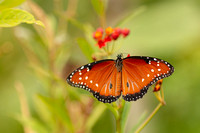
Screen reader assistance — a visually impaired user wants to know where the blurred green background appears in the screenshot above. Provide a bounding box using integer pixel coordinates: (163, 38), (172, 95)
(1, 0), (200, 132)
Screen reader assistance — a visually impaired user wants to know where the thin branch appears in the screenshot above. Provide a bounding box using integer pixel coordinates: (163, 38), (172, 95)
(15, 82), (34, 133)
(135, 103), (163, 133)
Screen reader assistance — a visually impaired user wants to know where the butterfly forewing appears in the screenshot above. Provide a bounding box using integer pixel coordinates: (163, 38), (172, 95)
(67, 59), (121, 103)
(122, 56), (174, 101)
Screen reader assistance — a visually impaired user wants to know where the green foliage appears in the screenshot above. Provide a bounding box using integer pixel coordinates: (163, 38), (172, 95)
(0, 8), (44, 27)
(77, 38), (95, 62)
(91, 0), (106, 16)
(120, 102), (131, 133)
(85, 103), (107, 132)
(128, 111), (147, 133)
(37, 94), (74, 132)
(68, 19), (96, 46)
(17, 116), (50, 133)
(0, 0), (26, 10)
(0, 0), (200, 133)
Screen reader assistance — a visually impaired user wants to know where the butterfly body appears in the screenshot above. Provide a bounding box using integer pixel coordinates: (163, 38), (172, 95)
(67, 55), (174, 103)
(115, 54), (123, 72)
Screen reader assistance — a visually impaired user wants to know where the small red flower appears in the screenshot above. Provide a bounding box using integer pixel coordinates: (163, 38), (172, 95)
(97, 40), (106, 48)
(105, 27), (113, 36)
(96, 27), (103, 34)
(122, 28), (130, 37)
(93, 28), (104, 40)
(111, 28), (122, 40)
(104, 36), (112, 42)
(111, 32), (120, 40)
(127, 54), (130, 57)
(93, 31), (103, 40)
(114, 27), (122, 35)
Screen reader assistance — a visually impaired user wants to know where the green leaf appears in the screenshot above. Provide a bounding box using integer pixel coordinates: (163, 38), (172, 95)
(121, 102), (131, 133)
(16, 115), (50, 133)
(77, 38), (95, 62)
(0, 8), (45, 27)
(0, 0), (26, 10)
(86, 103), (107, 132)
(37, 94), (74, 133)
(33, 95), (55, 130)
(91, 0), (106, 16)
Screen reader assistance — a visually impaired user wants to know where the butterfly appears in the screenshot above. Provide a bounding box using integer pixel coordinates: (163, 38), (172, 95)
(67, 54), (174, 103)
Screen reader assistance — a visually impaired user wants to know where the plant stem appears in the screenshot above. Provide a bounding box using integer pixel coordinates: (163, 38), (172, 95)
(15, 82), (34, 133)
(115, 99), (125, 133)
(116, 116), (121, 133)
(135, 103), (162, 133)
(111, 41), (115, 53)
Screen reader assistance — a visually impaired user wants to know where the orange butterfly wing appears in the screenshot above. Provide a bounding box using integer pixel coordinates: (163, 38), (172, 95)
(122, 56), (174, 101)
(67, 60), (122, 103)
(67, 56), (174, 103)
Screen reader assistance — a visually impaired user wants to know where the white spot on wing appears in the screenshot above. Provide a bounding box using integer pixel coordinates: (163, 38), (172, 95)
(90, 80), (93, 83)
(95, 83), (98, 87)
(85, 76), (88, 80)
(81, 66), (84, 69)
(142, 78), (144, 82)
(79, 77), (82, 80)
(147, 74), (150, 77)
(151, 69), (154, 72)
(158, 69), (161, 71)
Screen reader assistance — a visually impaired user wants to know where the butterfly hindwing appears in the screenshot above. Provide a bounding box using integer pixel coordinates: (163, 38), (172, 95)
(122, 66), (147, 101)
(94, 68), (122, 103)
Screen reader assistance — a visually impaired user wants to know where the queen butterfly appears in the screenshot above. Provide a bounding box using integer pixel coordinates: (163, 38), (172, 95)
(67, 54), (174, 103)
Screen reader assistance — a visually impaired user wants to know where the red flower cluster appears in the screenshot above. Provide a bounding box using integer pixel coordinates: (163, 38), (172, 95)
(93, 27), (130, 48)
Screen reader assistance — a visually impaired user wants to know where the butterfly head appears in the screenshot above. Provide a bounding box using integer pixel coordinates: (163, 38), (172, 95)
(117, 53), (123, 59)
(116, 54), (123, 72)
